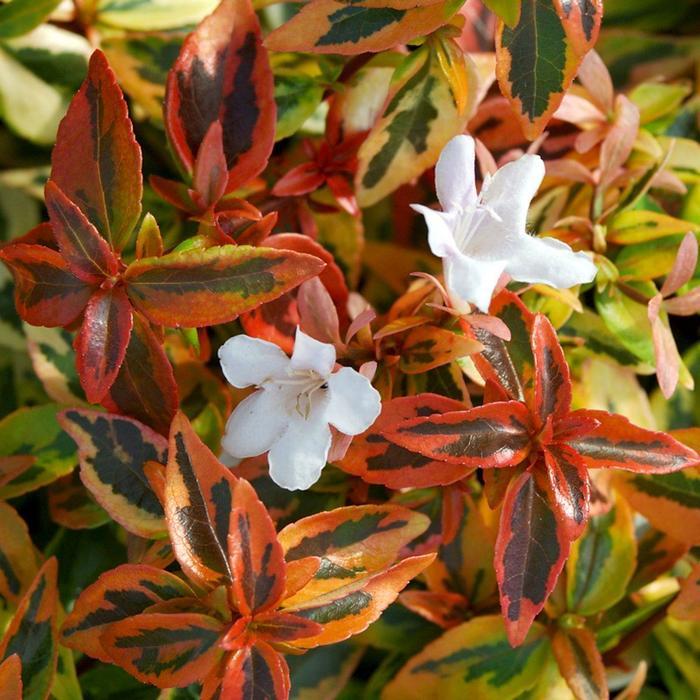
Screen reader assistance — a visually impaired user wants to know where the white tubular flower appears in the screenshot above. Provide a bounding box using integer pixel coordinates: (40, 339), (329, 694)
(412, 135), (597, 313)
(218, 328), (381, 491)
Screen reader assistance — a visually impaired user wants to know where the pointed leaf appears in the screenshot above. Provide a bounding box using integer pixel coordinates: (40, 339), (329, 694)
(165, 412), (238, 588)
(61, 564), (195, 663)
(532, 313), (571, 424)
(0, 655), (22, 700)
(0, 502), (38, 605)
(338, 394), (471, 488)
(0, 243), (93, 327)
(566, 497), (636, 616)
(383, 401), (532, 468)
(51, 50), (142, 251)
(165, 0), (275, 190)
(569, 410), (700, 474)
(102, 312), (179, 436)
(251, 612), (322, 644)
(228, 479), (287, 616)
(551, 627), (608, 700)
(266, 0), (461, 56)
(495, 471), (570, 646)
(220, 642), (289, 700)
(75, 286), (134, 403)
(58, 409), (167, 537)
(124, 245), (325, 328)
(0, 559), (58, 700)
(383, 615), (549, 700)
(100, 613), (224, 688)
(192, 121), (228, 209)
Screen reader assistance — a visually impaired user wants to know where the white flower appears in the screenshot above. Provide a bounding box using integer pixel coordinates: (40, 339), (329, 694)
(218, 328), (381, 491)
(412, 135), (597, 313)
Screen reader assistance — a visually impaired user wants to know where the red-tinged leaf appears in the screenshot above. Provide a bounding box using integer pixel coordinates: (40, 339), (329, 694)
(569, 410), (700, 474)
(281, 553), (435, 648)
(661, 232), (698, 297)
(273, 163), (326, 197)
(0, 559), (58, 700)
(338, 394), (472, 488)
(630, 524), (687, 592)
(265, 0), (459, 56)
(483, 464), (519, 509)
(150, 175), (198, 215)
(551, 627), (608, 700)
(0, 501), (38, 605)
(102, 313), (178, 436)
(250, 611), (323, 644)
(135, 213), (164, 260)
(648, 294), (680, 399)
(165, 412), (239, 588)
(399, 589), (468, 629)
(124, 245), (324, 328)
(553, 0), (603, 55)
(51, 50), (142, 251)
(100, 612), (225, 688)
(58, 409), (167, 538)
(531, 313), (571, 424)
(220, 641), (290, 700)
(0, 243), (93, 327)
(192, 120), (228, 211)
(669, 562), (700, 621)
(598, 95), (640, 189)
(0, 655), (21, 700)
(165, 0), (275, 190)
(400, 326), (483, 374)
(284, 558), (322, 601)
(383, 401), (533, 468)
(0, 456), (34, 489)
(61, 564), (195, 662)
(297, 277), (341, 346)
(664, 287), (700, 316)
(47, 471), (109, 530)
(228, 479), (287, 616)
(44, 181), (120, 283)
(75, 285), (133, 403)
(553, 413), (601, 442)
(495, 471), (570, 647)
(543, 444), (590, 541)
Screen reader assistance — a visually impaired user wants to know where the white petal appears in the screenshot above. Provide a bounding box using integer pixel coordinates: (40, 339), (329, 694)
(505, 236), (598, 288)
(290, 327), (336, 377)
(444, 250), (507, 313)
(435, 135), (478, 212)
(221, 388), (289, 458)
(218, 335), (289, 388)
(411, 204), (459, 258)
(325, 367), (382, 436)
(267, 409), (332, 491)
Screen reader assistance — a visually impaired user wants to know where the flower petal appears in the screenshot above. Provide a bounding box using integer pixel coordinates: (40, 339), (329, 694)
(268, 408), (332, 491)
(326, 367), (381, 436)
(222, 388), (289, 458)
(219, 335), (289, 388)
(505, 236), (597, 288)
(411, 204), (459, 258)
(290, 327), (335, 377)
(435, 135), (478, 212)
(444, 250), (507, 313)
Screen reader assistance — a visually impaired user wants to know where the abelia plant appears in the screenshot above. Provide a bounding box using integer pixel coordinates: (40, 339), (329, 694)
(0, 0), (699, 698)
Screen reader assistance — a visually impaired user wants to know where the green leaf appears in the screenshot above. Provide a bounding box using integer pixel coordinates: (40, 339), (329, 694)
(95, 0), (219, 31)
(482, 0), (520, 25)
(0, 0), (61, 39)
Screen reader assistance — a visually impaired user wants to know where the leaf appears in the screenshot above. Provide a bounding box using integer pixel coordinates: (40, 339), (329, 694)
(0, 502), (38, 605)
(164, 0), (275, 191)
(227, 479), (287, 616)
(0, 243), (93, 327)
(400, 326), (482, 374)
(95, 0), (219, 30)
(383, 401), (532, 468)
(338, 394), (472, 488)
(44, 180), (120, 283)
(100, 612), (224, 688)
(551, 627), (607, 700)
(47, 471), (110, 530)
(569, 409), (700, 474)
(102, 313), (179, 437)
(266, 0), (461, 55)
(614, 469), (700, 546)
(75, 286), (134, 403)
(0, 559), (58, 700)
(566, 497), (636, 616)
(356, 47), (471, 207)
(482, 0), (521, 25)
(495, 470), (570, 647)
(0, 655), (22, 700)
(287, 641), (362, 700)
(531, 313), (571, 424)
(630, 523), (687, 592)
(165, 412), (239, 588)
(124, 245), (324, 328)
(383, 615), (549, 700)
(58, 409), (168, 538)
(0, 0), (61, 39)
(219, 642), (289, 700)
(0, 404), (77, 499)
(281, 553), (435, 648)
(598, 95), (640, 189)
(496, 0), (602, 140)
(61, 564), (195, 663)
(51, 50), (142, 252)
(607, 210), (699, 245)
(669, 563), (700, 621)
